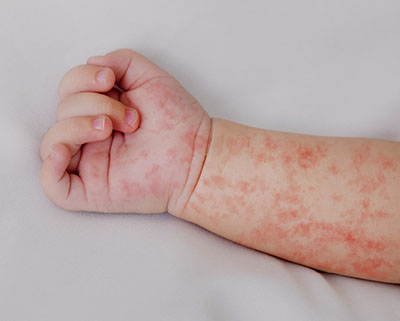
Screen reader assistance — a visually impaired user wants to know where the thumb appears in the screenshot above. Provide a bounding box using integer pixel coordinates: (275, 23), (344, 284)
(87, 49), (171, 91)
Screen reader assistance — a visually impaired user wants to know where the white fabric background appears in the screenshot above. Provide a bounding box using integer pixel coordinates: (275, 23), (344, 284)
(1, 0), (400, 320)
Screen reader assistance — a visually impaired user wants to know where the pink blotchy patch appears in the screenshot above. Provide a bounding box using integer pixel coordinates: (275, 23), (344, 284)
(328, 162), (339, 175)
(226, 135), (251, 156)
(248, 214), (395, 280)
(264, 136), (278, 151)
(330, 193), (343, 202)
(120, 179), (147, 200)
(145, 164), (163, 198)
(296, 143), (328, 169)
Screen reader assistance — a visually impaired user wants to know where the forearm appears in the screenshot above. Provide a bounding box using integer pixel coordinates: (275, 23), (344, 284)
(178, 118), (400, 283)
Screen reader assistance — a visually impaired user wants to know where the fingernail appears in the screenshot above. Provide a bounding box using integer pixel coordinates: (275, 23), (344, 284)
(125, 109), (137, 127)
(92, 116), (105, 130)
(96, 69), (108, 84)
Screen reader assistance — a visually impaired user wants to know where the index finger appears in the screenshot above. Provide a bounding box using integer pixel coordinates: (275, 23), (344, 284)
(58, 64), (116, 99)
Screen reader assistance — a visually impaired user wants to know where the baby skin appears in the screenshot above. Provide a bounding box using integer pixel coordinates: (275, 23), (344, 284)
(40, 49), (400, 283)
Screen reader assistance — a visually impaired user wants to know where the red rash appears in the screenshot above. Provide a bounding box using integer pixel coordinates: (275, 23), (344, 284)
(264, 136), (278, 151)
(141, 80), (197, 131)
(187, 127), (399, 280)
(245, 213), (396, 280)
(225, 135), (250, 154)
(348, 142), (395, 197)
(328, 162), (339, 175)
(330, 193), (343, 202)
(119, 164), (164, 201)
(279, 141), (328, 170)
(166, 147), (179, 161)
(120, 179), (147, 201)
(145, 165), (163, 198)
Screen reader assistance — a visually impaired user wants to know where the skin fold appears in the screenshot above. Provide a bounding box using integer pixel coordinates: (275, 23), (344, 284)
(40, 49), (400, 283)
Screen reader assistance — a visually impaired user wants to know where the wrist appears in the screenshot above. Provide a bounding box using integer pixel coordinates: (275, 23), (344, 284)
(167, 114), (213, 217)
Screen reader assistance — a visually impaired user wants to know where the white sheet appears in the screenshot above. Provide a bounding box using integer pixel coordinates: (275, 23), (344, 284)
(1, 0), (399, 320)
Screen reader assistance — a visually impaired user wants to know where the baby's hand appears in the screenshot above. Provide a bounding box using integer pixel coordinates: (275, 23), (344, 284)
(40, 49), (211, 215)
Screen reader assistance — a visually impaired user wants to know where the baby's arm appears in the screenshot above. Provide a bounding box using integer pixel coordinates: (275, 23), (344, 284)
(171, 119), (400, 283)
(41, 49), (399, 284)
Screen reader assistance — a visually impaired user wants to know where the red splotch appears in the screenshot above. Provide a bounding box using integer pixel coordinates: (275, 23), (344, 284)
(374, 210), (390, 218)
(181, 130), (207, 153)
(349, 170), (386, 194)
(119, 179), (147, 200)
(361, 198), (370, 210)
(225, 135), (251, 156)
(264, 136), (278, 151)
(149, 179), (162, 198)
(222, 195), (240, 214)
(144, 164), (163, 198)
(330, 193), (343, 202)
(251, 151), (275, 167)
(292, 222), (311, 237)
(236, 180), (255, 195)
(272, 185), (301, 207)
(195, 192), (209, 204)
(346, 142), (397, 200)
(304, 220), (391, 254)
(316, 143), (329, 157)
(156, 118), (174, 131)
(144, 80), (170, 109)
(203, 175), (231, 189)
(142, 79), (196, 129)
(328, 162), (339, 175)
(249, 176), (269, 194)
(377, 154), (395, 170)
(359, 198), (391, 220)
(143, 79), (192, 112)
(190, 201), (202, 215)
(365, 239), (387, 252)
(145, 164), (160, 179)
(181, 130), (195, 147)
(351, 258), (392, 280)
(352, 142), (371, 170)
(281, 152), (294, 166)
(166, 147), (179, 160)
(208, 213), (221, 227)
(276, 209), (299, 223)
(296, 143), (327, 169)
(253, 223), (288, 244)
(235, 193), (248, 208)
